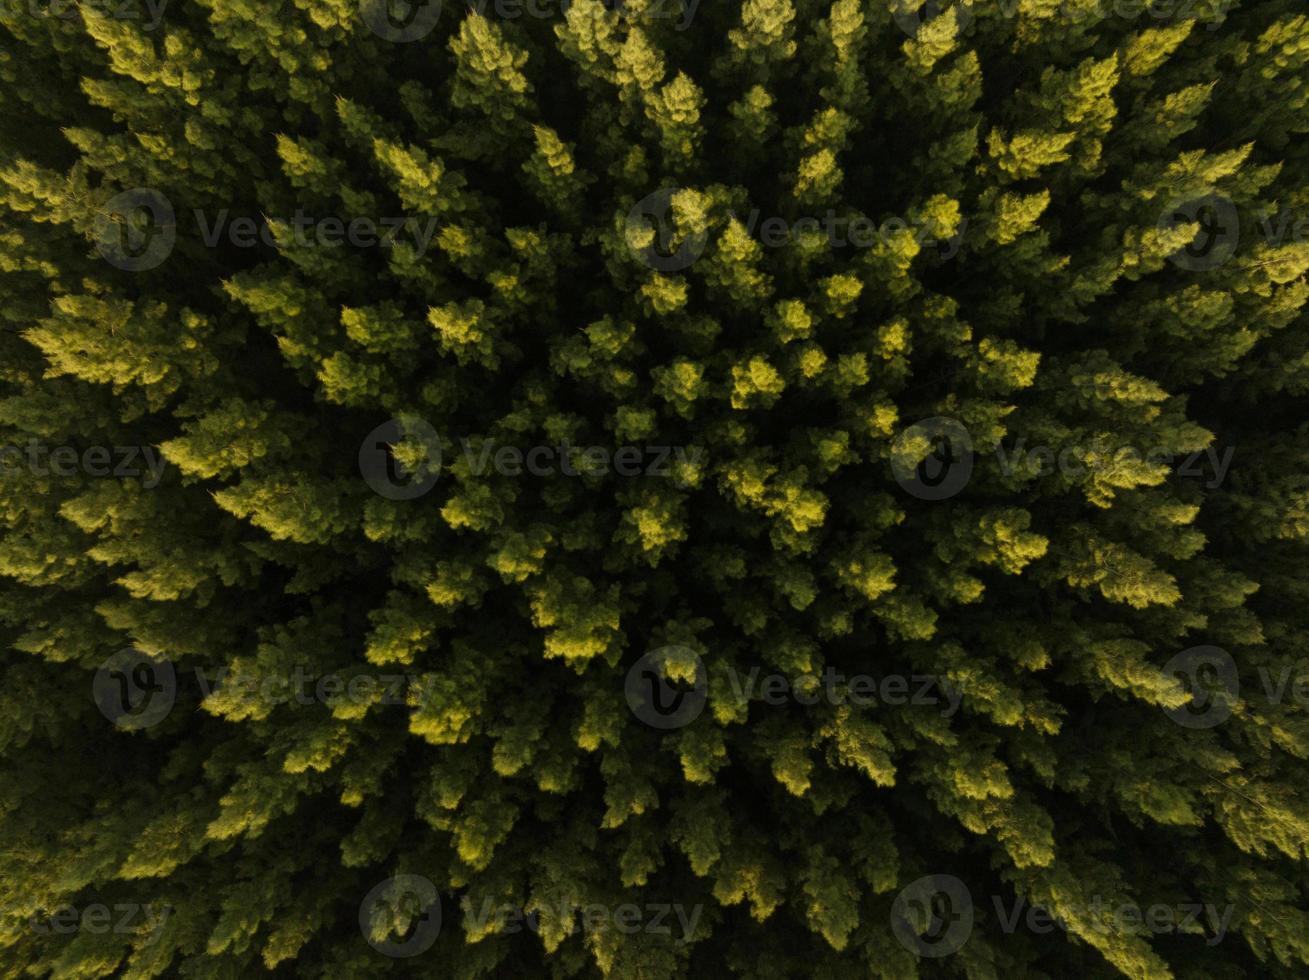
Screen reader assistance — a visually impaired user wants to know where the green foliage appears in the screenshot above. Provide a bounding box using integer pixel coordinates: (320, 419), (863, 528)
(1, 0), (1308, 978)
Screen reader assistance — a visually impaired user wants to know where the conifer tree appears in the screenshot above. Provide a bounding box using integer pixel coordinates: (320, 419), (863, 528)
(1, 0), (1308, 977)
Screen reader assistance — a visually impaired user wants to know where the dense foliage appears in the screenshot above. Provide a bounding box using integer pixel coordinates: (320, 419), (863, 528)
(1, 0), (1308, 976)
